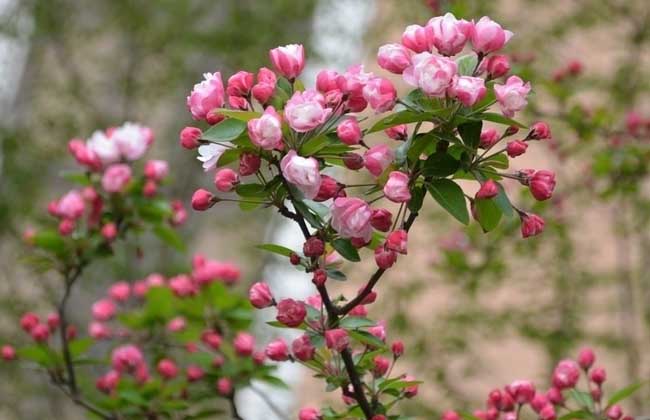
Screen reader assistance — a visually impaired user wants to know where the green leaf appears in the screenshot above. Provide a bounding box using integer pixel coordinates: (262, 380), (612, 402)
(568, 389), (594, 410)
(301, 135), (331, 155)
(235, 183), (267, 198)
(427, 179), (469, 225)
(293, 200), (323, 229)
(201, 118), (247, 142)
(422, 152), (460, 178)
(326, 269), (347, 281)
(348, 330), (386, 349)
(16, 345), (59, 367)
(144, 287), (175, 319)
(339, 317), (376, 329)
(33, 230), (66, 255)
(137, 200), (173, 223)
(258, 375), (290, 389)
(70, 337), (94, 358)
(456, 53), (479, 76)
(606, 381), (646, 408)
(458, 120), (482, 149)
(60, 171), (91, 186)
(368, 110), (441, 133)
(152, 225), (186, 251)
(217, 148), (241, 167)
(255, 243), (294, 257)
(473, 198), (502, 232)
(493, 182), (513, 218)
(476, 112), (527, 128)
(407, 185), (426, 213)
(557, 410), (593, 420)
(213, 109), (261, 121)
(331, 238), (361, 262)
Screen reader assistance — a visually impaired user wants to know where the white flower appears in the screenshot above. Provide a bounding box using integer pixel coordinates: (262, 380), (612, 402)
(112, 122), (151, 161)
(86, 130), (120, 165)
(197, 143), (226, 171)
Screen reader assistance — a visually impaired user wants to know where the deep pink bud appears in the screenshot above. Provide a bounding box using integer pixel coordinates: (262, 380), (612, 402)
(303, 237), (325, 257)
(217, 378), (233, 396)
(506, 380), (536, 404)
(46, 313), (60, 331)
(214, 168), (239, 192)
(386, 230), (408, 254)
(591, 387), (602, 402)
(377, 43), (412, 74)
(364, 144), (394, 177)
(226, 71), (254, 97)
(368, 323), (387, 342)
(348, 304), (367, 317)
(89, 321), (112, 340)
(375, 246), (397, 269)
(506, 140), (528, 157)
(385, 124), (408, 141)
(531, 393), (549, 412)
(546, 387), (564, 405)
(314, 175), (340, 202)
(167, 316), (186, 332)
(180, 126), (202, 149)
(109, 282), (131, 302)
(186, 365), (205, 382)
(577, 347), (595, 370)
(552, 359), (580, 389)
(325, 328), (349, 352)
(337, 117), (362, 145)
(476, 179), (499, 199)
(58, 219), (75, 236)
(442, 411), (461, 420)
(143, 178), (159, 196)
(372, 355), (390, 377)
(233, 332), (255, 357)
(292, 334), (316, 361)
(96, 370), (120, 394)
(312, 269), (327, 287)
(276, 298), (306, 327)
(316, 69), (340, 93)
(265, 338), (290, 361)
(157, 359), (179, 380)
(1, 345), (16, 361)
(401, 24), (434, 53)
(485, 55), (510, 78)
(540, 405), (557, 420)
(403, 375), (419, 398)
(101, 222), (118, 242)
(370, 208), (393, 232)
(252, 81), (275, 105)
(191, 189), (214, 211)
(530, 170), (556, 201)
(342, 153), (365, 170)
(201, 330), (222, 350)
(298, 407), (321, 420)
(607, 405), (622, 420)
(92, 298), (116, 322)
(529, 122), (551, 140)
(590, 367), (606, 384)
(30, 324), (50, 342)
(249, 282), (274, 309)
(239, 152), (261, 176)
(487, 389), (503, 409)
(391, 340), (405, 358)
(520, 213), (545, 238)
(20, 312), (39, 333)
(289, 253), (301, 265)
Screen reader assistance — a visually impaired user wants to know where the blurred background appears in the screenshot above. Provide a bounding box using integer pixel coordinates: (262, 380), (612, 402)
(1, 0), (650, 418)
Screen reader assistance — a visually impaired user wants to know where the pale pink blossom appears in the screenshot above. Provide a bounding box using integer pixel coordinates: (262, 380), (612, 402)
(428, 13), (473, 56)
(284, 89), (332, 132)
(247, 106), (283, 150)
(269, 44), (305, 79)
(280, 150), (321, 199)
(187, 72), (225, 121)
(403, 52), (457, 97)
(494, 76), (531, 117)
(330, 197), (373, 242)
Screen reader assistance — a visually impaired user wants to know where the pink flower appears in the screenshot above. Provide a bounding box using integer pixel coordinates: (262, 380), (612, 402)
(590, 367), (606, 384)
(342, 152), (365, 170)
(375, 246), (398, 269)
(384, 171), (411, 203)
(214, 168), (240, 192)
(111, 123), (152, 161)
(144, 160), (169, 182)
(370, 208), (393, 232)
(506, 140), (528, 157)
(529, 170), (556, 201)
(404, 375), (419, 397)
(89, 321), (112, 340)
(506, 380), (536, 404)
(471, 17), (513, 54)
(480, 128), (499, 148)
(449, 76), (486, 107)
(386, 230), (408, 254)
(92, 298), (116, 321)
(226, 71), (254, 97)
(167, 316), (186, 332)
(249, 282), (274, 309)
(157, 359), (179, 380)
(228, 95), (247, 110)
(314, 175), (340, 202)
(201, 330), (222, 350)
(373, 355), (390, 377)
(96, 370), (120, 394)
(248, 106), (283, 150)
(606, 405), (622, 420)
(428, 13), (473, 56)
(252, 68), (277, 104)
(30, 324), (50, 342)
(280, 150), (321, 199)
(363, 77), (397, 112)
(442, 411), (461, 420)
(476, 179), (499, 199)
(269, 44), (305, 79)
(265, 338), (289, 361)
(1, 345), (16, 361)
(108, 282), (130, 302)
(330, 197), (373, 242)
(191, 189), (214, 211)
(401, 24), (434, 53)
(303, 237), (325, 257)
(385, 124), (408, 140)
(485, 55), (510, 78)
(59, 219), (75, 236)
(529, 121), (551, 140)
(292, 334), (316, 361)
(521, 213), (545, 238)
(494, 76), (531, 117)
(56, 190), (85, 220)
(577, 347), (595, 370)
(180, 126), (202, 149)
(325, 328), (349, 352)
(169, 274), (196, 297)
(46, 313), (60, 331)
(187, 72), (225, 121)
(102, 164), (132, 193)
(364, 144), (395, 177)
(239, 153), (261, 176)
(284, 89), (332, 133)
(298, 407), (321, 420)
(101, 222), (116, 240)
(540, 405), (557, 420)
(217, 378), (233, 396)
(377, 43), (412, 74)
(276, 298), (306, 327)
(392, 341), (405, 357)
(315, 69), (341, 93)
(186, 365), (205, 382)
(111, 344), (144, 373)
(403, 52), (458, 97)
(552, 360), (580, 389)
(337, 117), (362, 145)
(233, 332), (255, 357)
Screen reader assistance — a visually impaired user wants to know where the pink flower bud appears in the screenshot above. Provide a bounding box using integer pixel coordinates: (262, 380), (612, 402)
(377, 43), (412, 74)
(372, 355), (390, 377)
(485, 55), (510, 78)
(546, 387), (564, 405)
(92, 298), (116, 321)
(312, 269), (327, 287)
(56, 190), (86, 220)
(108, 282), (131, 302)
(325, 328), (349, 352)
(292, 334), (316, 361)
(506, 380), (536, 404)
(428, 13), (473, 56)
(348, 304), (367, 316)
(46, 313), (60, 331)
(369, 323), (387, 342)
(226, 71), (254, 97)
(625, 111), (642, 135)
(442, 411), (461, 420)
(370, 208), (393, 232)
(449, 76), (487, 107)
(303, 237), (325, 257)
(257, 67), (277, 85)
(316, 69), (341, 93)
(480, 128), (500, 149)
(506, 140), (528, 157)
(101, 164), (132, 193)
(216, 377), (233, 396)
(233, 332), (255, 357)
(331, 197), (373, 242)
(342, 152), (365, 170)
(249, 282), (274, 309)
(206, 110), (225, 125)
(531, 393), (549, 412)
(385, 124), (408, 140)
(20, 313), (39, 333)
(239, 152), (261, 176)
(248, 106), (283, 150)
(111, 344), (144, 373)
(2, 345), (16, 361)
(265, 338), (290, 361)
(364, 144), (395, 177)
(144, 181), (158, 199)
(89, 321), (112, 340)
(363, 77), (397, 112)
(101, 222), (117, 242)
(577, 347), (595, 370)
(201, 330), (222, 350)
(252, 82), (275, 104)
(401, 24), (434, 53)
(314, 175), (340, 202)
(386, 230), (408, 254)
(590, 367), (606, 384)
(375, 246), (398, 269)
(607, 405), (622, 420)
(403, 375), (419, 397)
(337, 117), (362, 145)
(228, 95), (247, 110)
(530, 170), (556, 201)
(157, 359), (179, 380)
(58, 219), (75, 236)
(186, 365), (204, 382)
(289, 253), (301, 265)
(187, 72), (224, 121)
(476, 179), (499, 199)
(494, 76), (531, 117)
(281, 150), (321, 199)
(384, 171), (411, 203)
(144, 160), (169, 182)
(471, 17), (513, 54)
(276, 298), (306, 327)
(213, 168), (239, 192)
(298, 407), (321, 420)
(553, 360), (580, 389)
(591, 387), (602, 402)
(269, 44), (305, 80)
(169, 274), (196, 297)
(96, 370), (120, 394)
(520, 213), (545, 238)
(167, 316), (186, 332)
(487, 389), (503, 409)
(392, 340), (405, 358)
(191, 189), (214, 211)
(529, 122), (551, 140)
(540, 405), (557, 420)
